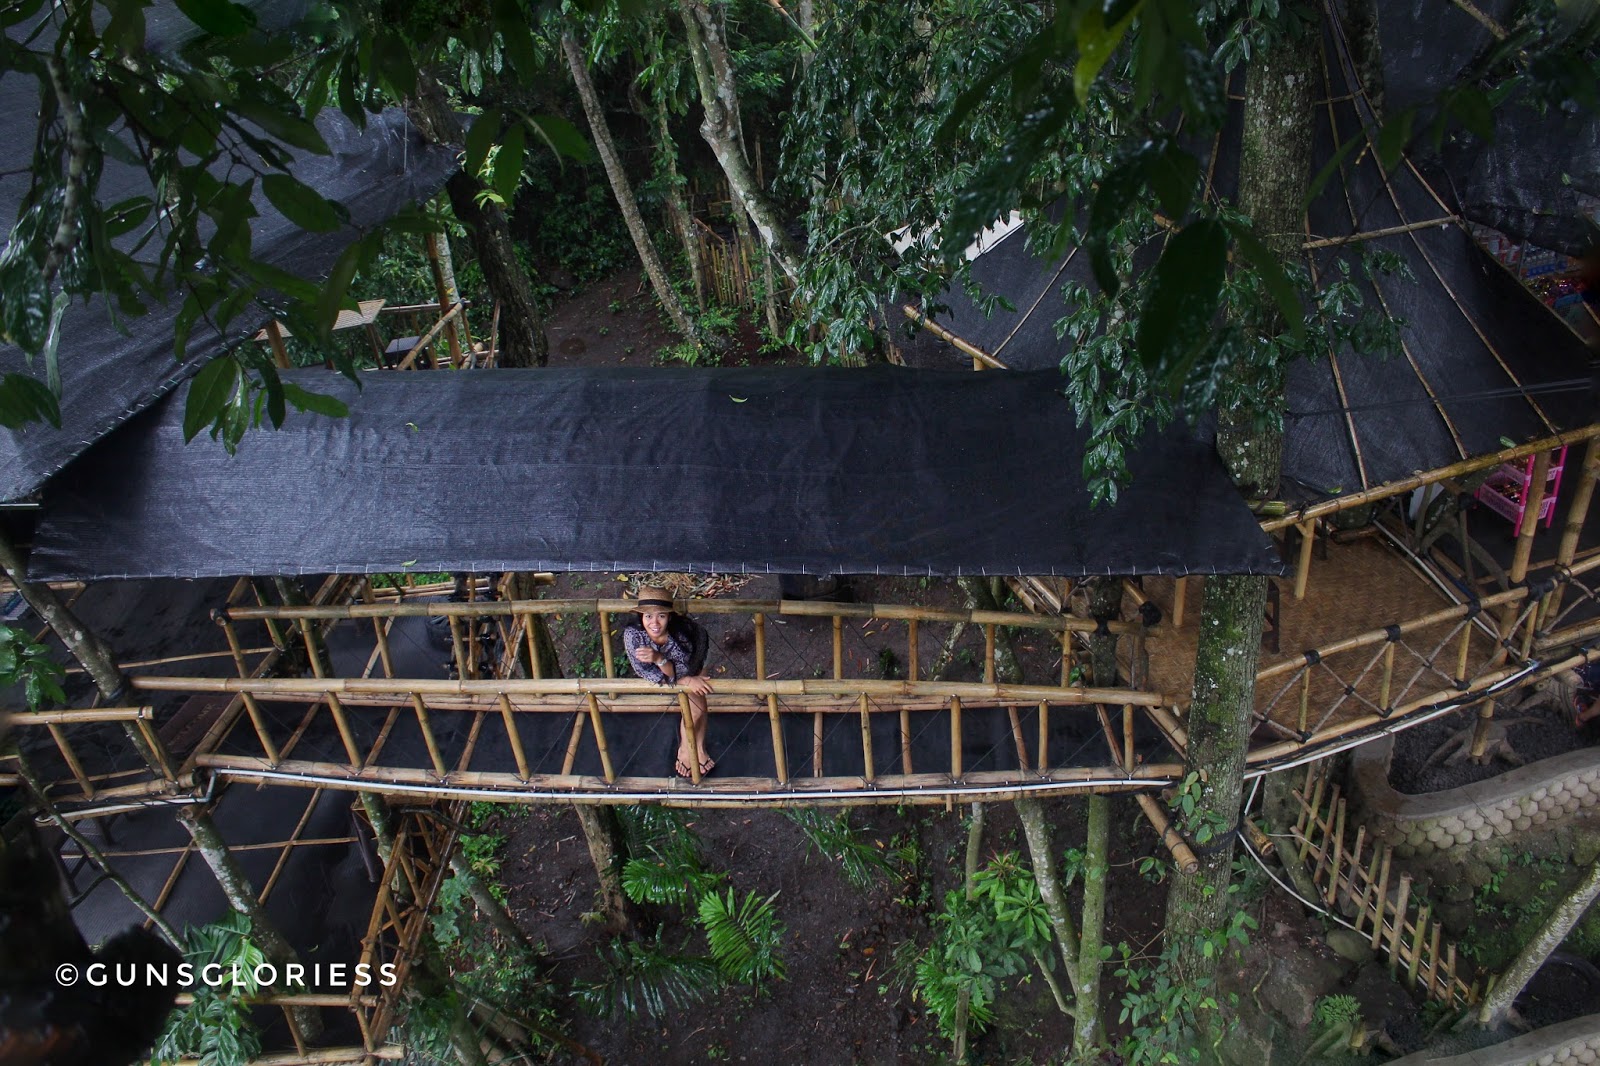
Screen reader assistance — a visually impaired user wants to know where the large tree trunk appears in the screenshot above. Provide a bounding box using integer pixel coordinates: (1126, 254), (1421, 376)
(1076, 794), (1110, 1053)
(679, 0), (806, 285)
(574, 804), (637, 934)
(1164, 20), (1317, 985)
(633, 67), (707, 311)
(405, 73), (548, 368)
(561, 30), (706, 349)
(1478, 860), (1600, 1029)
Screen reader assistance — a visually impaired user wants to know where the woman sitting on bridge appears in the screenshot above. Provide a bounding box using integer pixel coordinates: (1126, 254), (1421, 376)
(623, 586), (715, 778)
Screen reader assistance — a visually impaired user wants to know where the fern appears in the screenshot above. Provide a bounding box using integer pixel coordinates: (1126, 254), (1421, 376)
(151, 914), (268, 1066)
(697, 888), (787, 986)
(572, 933), (722, 1020)
(784, 808), (898, 891)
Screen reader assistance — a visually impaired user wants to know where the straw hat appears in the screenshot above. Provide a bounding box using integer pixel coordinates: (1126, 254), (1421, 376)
(633, 585), (674, 610)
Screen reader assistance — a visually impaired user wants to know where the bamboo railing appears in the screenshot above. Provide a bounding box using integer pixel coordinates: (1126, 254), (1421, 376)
(1289, 763), (1478, 1007)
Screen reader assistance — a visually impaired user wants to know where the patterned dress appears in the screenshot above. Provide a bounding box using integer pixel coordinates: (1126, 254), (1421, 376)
(623, 624), (697, 685)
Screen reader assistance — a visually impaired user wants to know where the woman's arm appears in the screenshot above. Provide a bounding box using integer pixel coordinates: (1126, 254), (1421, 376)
(622, 627), (671, 685)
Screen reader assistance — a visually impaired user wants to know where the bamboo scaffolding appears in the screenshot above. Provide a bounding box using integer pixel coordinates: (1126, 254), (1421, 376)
(1135, 794), (1199, 874)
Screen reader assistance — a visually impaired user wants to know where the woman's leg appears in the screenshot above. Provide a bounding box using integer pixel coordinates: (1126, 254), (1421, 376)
(677, 689), (712, 775)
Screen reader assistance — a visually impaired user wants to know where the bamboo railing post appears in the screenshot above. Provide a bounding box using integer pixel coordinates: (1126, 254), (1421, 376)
(950, 695), (963, 780)
(1354, 840), (1382, 936)
(754, 613), (767, 680)
(1542, 438), (1600, 625)
(135, 718), (178, 782)
(1172, 576), (1188, 627)
(679, 691), (702, 785)
(832, 614), (843, 679)
(1122, 704), (1135, 774)
(1378, 642), (1396, 715)
(858, 693), (875, 783)
(447, 617), (469, 680)
(1370, 847), (1393, 951)
(906, 619), (918, 681)
(408, 695), (447, 778)
(1294, 520), (1315, 600)
(1325, 799), (1347, 906)
(496, 694), (530, 781)
(599, 611), (615, 680)
(1007, 705), (1031, 772)
(1037, 700), (1050, 770)
(768, 694), (788, 784)
(1298, 669), (1312, 736)
(1389, 873), (1414, 976)
(217, 612), (281, 764)
(1060, 630), (1074, 686)
(586, 693), (615, 784)
(1345, 825), (1367, 911)
(1298, 768), (1328, 864)
(1407, 904), (1430, 989)
(45, 725), (95, 797)
(524, 619), (543, 680)
(1425, 919), (1443, 998)
(560, 709), (585, 775)
(298, 618), (362, 769)
(359, 582), (395, 679)
(983, 624), (996, 684)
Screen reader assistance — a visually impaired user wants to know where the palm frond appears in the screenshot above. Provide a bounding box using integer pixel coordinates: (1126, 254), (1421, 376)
(696, 888), (787, 986)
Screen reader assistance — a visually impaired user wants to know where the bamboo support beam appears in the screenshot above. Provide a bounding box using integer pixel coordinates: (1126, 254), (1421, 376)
(950, 696), (963, 780)
(1294, 521), (1316, 599)
(599, 611), (615, 680)
(219, 614), (282, 764)
(858, 693), (875, 783)
(1135, 794), (1199, 874)
(408, 695), (447, 778)
(587, 693), (615, 784)
(1542, 437), (1600, 625)
(906, 618), (918, 681)
(1172, 576), (1188, 627)
(1037, 700), (1050, 770)
(7, 706), (152, 725)
(561, 710), (585, 776)
(1007, 705), (1030, 772)
(755, 612), (767, 679)
(768, 694), (788, 784)
(497, 694), (530, 780)
(298, 618), (362, 769)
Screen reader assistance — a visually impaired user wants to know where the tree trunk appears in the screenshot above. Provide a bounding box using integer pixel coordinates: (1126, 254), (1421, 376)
(560, 31), (705, 349)
(1164, 18), (1316, 985)
(446, 850), (537, 959)
(952, 801), (985, 1064)
(0, 529), (124, 699)
(679, 0), (806, 284)
(958, 577), (1022, 683)
(635, 68), (707, 311)
(404, 72), (548, 369)
(1075, 793), (1109, 1053)
(1015, 795), (1083, 1001)
(574, 804), (637, 934)
(1478, 860), (1600, 1029)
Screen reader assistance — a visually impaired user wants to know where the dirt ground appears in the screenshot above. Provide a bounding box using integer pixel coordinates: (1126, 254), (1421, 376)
(1389, 699), (1596, 794)
(481, 795), (1169, 1065)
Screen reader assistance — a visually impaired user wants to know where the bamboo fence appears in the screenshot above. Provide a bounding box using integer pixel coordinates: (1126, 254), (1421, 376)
(1289, 762), (1479, 1007)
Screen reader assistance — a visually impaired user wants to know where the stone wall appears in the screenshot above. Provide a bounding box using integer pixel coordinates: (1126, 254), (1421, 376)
(1349, 738), (1600, 859)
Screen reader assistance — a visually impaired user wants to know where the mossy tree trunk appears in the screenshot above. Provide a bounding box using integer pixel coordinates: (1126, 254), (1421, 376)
(1478, 859), (1600, 1029)
(1163, 16), (1317, 985)
(575, 805), (636, 934)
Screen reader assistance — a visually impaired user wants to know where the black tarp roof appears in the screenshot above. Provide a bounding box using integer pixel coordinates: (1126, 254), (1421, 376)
(0, 7), (456, 503)
(28, 366), (1286, 580)
(913, 18), (1596, 502)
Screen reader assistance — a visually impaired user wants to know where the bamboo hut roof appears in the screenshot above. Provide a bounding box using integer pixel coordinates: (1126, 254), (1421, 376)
(910, 18), (1596, 507)
(0, 19), (457, 503)
(27, 365), (1286, 580)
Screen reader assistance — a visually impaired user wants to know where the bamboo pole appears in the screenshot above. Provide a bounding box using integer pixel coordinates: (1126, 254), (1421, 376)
(1122, 704), (1135, 775)
(1037, 700), (1050, 770)
(1325, 799), (1346, 907)
(950, 695), (963, 779)
(1135, 794), (1199, 874)
(498, 694), (530, 780)
(1389, 873), (1414, 976)
(298, 618), (362, 769)
(1008, 705), (1031, 772)
(768, 694), (788, 784)
(907, 618), (918, 681)
(219, 614), (281, 763)
(1542, 438), (1600, 625)
(447, 617), (469, 680)
(1408, 904), (1430, 989)
(858, 693), (875, 783)
(1260, 424), (1600, 533)
(1172, 576), (1188, 627)
(1298, 770), (1328, 865)
(394, 302), (462, 371)
(900, 304), (1007, 368)
(1370, 848), (1394, 950)
(1425, 919), (1443, 999)
(1294, 520), (1315, 599)
(360, 582), (395, 679)
(408, 695), (447, 778)
(599, 612), (614, 680)
(46, 725), (96, 797)
(1298, 669), (1312, 735)
(264, 320), (291, 368)
(755, 612), (767, 679)
(7, 705), (152, 725)
(1060, 629), (1074, 685)
(561, 711), (585, 775)
(587, 693), (615, 784)
(983, 624), (996, 684)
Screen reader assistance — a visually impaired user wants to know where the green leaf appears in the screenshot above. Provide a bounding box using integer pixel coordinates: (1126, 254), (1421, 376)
(1374, 108), (1415, 171)
(0, 373), (61, 429)
(1137, 218), (1227, 382)
(282, 382), (349, 418)
(315, 233), (375, 333)
(525, 114), (593, 165)
(495, 0), (541, 79)
(494, 123), (526, 205)
(261, 174), (346, 233)
(1142, 142), (1199, 220)
(172, 0), (255, 36)
(465, 110), (502, 178)
(183, 357), (240, 442)
(0, 255), (49, 352)
(373, 30), (417, 99)
(103, 195), (155, 238)
(1447, 86), (1494, 141)
(1225, 219), (1305, 341)
(1075, 3), (1140, 102)
(233, 99), (329, 156)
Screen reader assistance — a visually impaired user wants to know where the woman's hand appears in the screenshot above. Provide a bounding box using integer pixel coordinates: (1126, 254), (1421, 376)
(678, 675), (712, 696)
